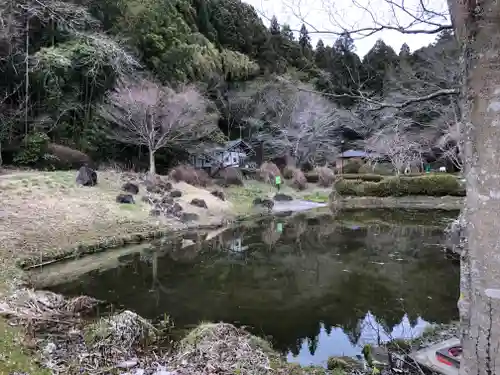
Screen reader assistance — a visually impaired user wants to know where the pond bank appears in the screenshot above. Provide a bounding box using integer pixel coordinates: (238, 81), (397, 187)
(0, 287), (460, 375)
(334, 196), (463, 211)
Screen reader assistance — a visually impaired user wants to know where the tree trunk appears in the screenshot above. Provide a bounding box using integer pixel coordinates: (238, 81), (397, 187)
(448, 1), (500, 373)
(149, 149), (156, 175)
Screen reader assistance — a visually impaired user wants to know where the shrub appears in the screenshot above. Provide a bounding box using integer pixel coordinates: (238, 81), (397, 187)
(169, 165), (212, 187)
(46, 143), (92, 169)
(283, 165), (296, 179)
(341, 159), (363, 174)
(335, 174), (465, 197)
(290, 168), (308, 190)
(14, 132), (50, 166)
(315, 166), (335, 187)
(341, 173), (384, 182)
(257, 162), (281, 184)
(305, 172), (319, 183)
(213, 167), (244, 186)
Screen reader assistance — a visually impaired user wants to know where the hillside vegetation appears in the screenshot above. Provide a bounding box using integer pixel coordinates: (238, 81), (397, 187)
(0, 0), (460, 172)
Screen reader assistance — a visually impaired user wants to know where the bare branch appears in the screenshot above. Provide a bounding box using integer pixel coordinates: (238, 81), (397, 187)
(249, 81), (358, 165)
(99, 78), (220, 173)
(364, 117), (427, 173)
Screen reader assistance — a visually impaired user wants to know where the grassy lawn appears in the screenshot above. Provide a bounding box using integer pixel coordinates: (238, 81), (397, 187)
(0, 320), (50, 375)
(303, 192), (330, 203)
(224, 180), (332, 214)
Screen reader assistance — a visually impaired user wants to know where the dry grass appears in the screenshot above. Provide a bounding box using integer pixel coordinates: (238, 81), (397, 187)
(0, 170), (159, 267)
(0, 169), (238, 275)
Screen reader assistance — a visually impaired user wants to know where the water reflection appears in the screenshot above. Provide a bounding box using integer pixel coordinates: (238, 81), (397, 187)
(43, 209), (460, 366)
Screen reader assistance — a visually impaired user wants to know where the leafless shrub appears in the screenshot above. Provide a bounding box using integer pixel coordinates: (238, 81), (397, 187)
(257, 162), (281, 184)
(290, 168), (308, 191)
(100, 78), (220, 175)
(168, 165), (212, 187)
(283, 165), (296, 179)
(214, 167), (244, 186)
(315, 166), (335, 187)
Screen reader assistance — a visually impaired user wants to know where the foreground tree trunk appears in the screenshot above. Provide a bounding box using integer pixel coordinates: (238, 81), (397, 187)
(448, 0), (500, 373)
(149, 149), (156, 175)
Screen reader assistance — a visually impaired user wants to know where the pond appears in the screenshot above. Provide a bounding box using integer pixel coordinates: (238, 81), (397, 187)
(37, 208), (460, 368)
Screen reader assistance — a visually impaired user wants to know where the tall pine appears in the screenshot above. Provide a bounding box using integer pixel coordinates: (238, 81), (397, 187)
(298, 24), (312, 59)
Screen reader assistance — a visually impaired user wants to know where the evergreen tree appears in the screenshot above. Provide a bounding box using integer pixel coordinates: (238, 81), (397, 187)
(334, 32), (355, 54)
(314, 39), (328, 69)
(399, 43), (410, 57)
(281, 24), (294, 41)
(298, 24), (312, 58)
(269, 15), (280, 35)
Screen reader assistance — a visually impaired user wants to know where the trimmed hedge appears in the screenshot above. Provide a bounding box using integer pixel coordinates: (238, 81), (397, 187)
(335, 174), (466, 197)
(341, 173), (384, 182)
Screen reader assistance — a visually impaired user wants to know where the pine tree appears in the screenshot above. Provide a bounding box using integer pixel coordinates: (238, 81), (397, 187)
(281, 24), (294, 41)
(269, 15), (280, 35)
(298, 24), (312, 58)
(399, 43), (410, 57)
(314, 39), (328, 68)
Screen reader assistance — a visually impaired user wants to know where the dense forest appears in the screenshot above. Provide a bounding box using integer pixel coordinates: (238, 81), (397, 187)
(0, 0), (461, 173)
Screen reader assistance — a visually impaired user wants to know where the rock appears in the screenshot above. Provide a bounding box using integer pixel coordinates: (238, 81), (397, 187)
(122, 182), (139, 194)
(274, 193), (293, 201)
(117, 359), (138, 369)
(76, 165), (97, 186)
(116, 194), (135, 204)
(158, 181), (172, 191)
(161, 196), (174, 205)
(147, 184), (163, 194)
(149, 209), (161, 216)
(211, 190), (225, 200)
(170, 190), (182, 198)
(190, 198), (207, 208)
(253, 197), (274, 210)
(180, 212), (199, 222)
(172, 202), (183, 214)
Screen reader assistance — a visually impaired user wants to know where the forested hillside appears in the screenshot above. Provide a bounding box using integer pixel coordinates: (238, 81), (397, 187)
(0, 0), (461, 172)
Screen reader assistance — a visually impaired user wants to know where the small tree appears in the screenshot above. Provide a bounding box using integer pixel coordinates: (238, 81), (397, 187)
(365, 122), (425, 174)
(100, 78), (219, 174)
(436, 122), (463, 172)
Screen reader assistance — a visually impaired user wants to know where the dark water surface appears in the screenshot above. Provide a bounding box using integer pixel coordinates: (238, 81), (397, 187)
(43, 209), (460, 367)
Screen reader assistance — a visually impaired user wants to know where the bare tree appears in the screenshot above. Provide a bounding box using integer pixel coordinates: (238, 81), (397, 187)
(250, 80), (362, 166)
(100, 78), (219, 174)
(436, 121), (463, 171)
(365, 121), (425, 174)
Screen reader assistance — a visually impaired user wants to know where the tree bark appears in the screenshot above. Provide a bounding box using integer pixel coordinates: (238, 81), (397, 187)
(448, 0), (500, 373)
(149, 149), (156, 175)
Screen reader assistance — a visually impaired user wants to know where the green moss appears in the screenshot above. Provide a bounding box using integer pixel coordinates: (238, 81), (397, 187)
(0, 320), (51, 375)
(303, 192), (329, 203)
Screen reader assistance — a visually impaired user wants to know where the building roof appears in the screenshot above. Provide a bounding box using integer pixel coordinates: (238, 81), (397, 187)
(211, 139), (255, 154)
(339, 149), (370, 158)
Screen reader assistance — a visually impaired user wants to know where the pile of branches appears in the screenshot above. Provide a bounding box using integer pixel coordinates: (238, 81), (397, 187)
(0, 288), (99, 333)
(168, 323), (277, 375)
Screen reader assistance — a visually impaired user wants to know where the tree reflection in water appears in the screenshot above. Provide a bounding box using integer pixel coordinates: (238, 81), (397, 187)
(46, 209), (460, 366)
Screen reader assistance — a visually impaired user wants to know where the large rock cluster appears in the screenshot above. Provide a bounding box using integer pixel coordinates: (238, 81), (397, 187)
(117, 174), (203, 223)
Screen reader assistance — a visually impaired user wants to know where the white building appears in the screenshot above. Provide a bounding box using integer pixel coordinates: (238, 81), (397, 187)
(191, 139), (254, 169)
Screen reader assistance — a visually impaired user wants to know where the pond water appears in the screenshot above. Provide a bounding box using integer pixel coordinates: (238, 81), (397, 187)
(41, 209), (460, 368)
